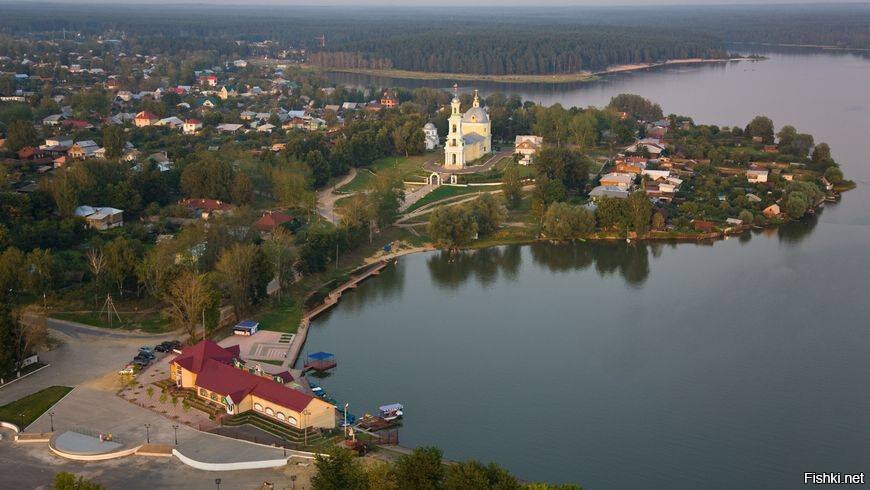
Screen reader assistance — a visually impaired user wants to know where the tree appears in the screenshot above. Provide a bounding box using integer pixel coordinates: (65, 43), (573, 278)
(104, 237), (137, 296)
(445, 460), (521, 490)
(12, 306), (50, 373)
(165, 270), (214, 339)
(785, 191), (809, 219)
(51, 173), (79, 218)
(651, 212), (666, 230)
(180, 153), (235, 200)
(626, 191), (652, 235)
(394, 446), (444, 490)
(369, 170), (405, 228)
(263, 227), (296, 293)
(102, 124), (126, 160)
(53, 472), (105, 490)
(311, 448), (368, 490)
(542, 202), (595, 240)
(25, 248), (54, 296)
(824, 166), (844, 185)
(230, 172), (254, 205)
(501, 164), (523, 210)
(596, 197), (629, 231)
(811, 143), (832, 166)
(738, 209), (754, 224)
(0, 247), (25, 299)
(534, 147), (591, 196)
(307, 150), (331, 188)
(427, 205), (478, 248)
(6, 120), (37, 152)
(215, 243), (261, 320)
(745, 116), (774, 144)
(136, 244), (178, 299)
(468, 193), (506, 237)
(607, 94), (663, 122)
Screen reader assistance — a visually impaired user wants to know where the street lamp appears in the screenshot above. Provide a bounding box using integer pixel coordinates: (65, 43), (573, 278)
(144, 423), (152, 444)
(282, 436), (286, 457)
(49, 411), (54, 432)
(19, 412), (25, 431)
(290, 475), (297, 490)
(214, 478), (221, 490)
(343, 403), (348, 435)
(172, 424), (179, 445)
(303, 410), (311, 446)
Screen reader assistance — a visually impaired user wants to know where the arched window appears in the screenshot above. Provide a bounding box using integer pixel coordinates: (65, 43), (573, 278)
(254, 403), (263, 412)
(287, 416), (298, 426)
(276, 412), (286, 421)
(265, 407), (274, 416)
(452, 124), (456, 132)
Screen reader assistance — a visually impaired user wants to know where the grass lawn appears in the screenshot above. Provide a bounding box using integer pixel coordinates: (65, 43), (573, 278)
(52, 310), (171, 333)
(0, 386), (73, 428)
(338, 153), (435, 193)
(404, 186), (487, 214)
(256, 295), (303, 334)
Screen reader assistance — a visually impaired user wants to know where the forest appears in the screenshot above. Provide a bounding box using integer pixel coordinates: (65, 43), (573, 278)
(2, 4), (869, 75)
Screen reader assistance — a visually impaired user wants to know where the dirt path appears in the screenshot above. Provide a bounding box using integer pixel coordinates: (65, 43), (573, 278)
(316, 168), (358, 223)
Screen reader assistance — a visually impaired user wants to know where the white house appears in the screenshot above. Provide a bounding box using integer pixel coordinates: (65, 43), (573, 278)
(423, 122), (439, 151)
(515, 135), (543, 165)
(747, 169), (769, 183)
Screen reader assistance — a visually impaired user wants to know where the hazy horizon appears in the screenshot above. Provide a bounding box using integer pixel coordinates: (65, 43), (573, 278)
(5, 0), (869, 6)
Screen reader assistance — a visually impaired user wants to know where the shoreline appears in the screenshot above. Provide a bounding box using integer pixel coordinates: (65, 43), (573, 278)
(309, 57), (759, 84)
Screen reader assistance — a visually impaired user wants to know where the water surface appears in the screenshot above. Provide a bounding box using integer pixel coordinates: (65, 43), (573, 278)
(311, 50), (870, 488)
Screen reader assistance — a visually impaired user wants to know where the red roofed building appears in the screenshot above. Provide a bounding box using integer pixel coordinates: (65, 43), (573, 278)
(253, 211), (295, 233)
(135, 111), (159, 127)
(170, 340), (335, 429)
(380, 89), (398, 109)
(181, 198), (236, 219)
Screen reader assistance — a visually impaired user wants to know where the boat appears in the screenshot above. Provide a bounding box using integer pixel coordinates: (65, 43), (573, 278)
(378, 403), (404, 421)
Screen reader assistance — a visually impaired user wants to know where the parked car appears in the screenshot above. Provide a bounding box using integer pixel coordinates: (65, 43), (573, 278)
(132, 357), (150, 367)
(155, 340), (182, 352)
(138, 347), (155, 359)
(118, 364), (137, 375)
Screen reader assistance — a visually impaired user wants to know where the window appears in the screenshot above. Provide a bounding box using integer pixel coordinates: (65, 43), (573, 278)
(254, 403), (263, 412)
(276, 412), (286, 421)
(265, 407), (274, 416)
(287, 416), (298, 426)
(199, 388), (207, 397)
(452, 124), (456, 132)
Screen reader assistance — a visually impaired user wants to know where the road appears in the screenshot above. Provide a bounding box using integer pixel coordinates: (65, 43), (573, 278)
(422, 150), (511, 175)
(0, 318), (178, 406)
(316, 168), (357, 223)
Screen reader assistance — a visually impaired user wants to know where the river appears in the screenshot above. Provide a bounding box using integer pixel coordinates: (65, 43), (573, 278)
(308, 50), (870, 488)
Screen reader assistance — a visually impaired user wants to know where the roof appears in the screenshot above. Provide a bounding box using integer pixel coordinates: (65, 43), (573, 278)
(253, 211), (294, 232)
(171, 340), (240, 374)
(307, 351), (334, 361)
(182, 198), (234, 213)
(136, 111), (158, 120)
(194, 357), (313, 412)
(462, 106), (489, 124)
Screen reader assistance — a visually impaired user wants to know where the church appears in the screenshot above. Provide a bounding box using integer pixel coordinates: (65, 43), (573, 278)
(444, 86), (491, 170)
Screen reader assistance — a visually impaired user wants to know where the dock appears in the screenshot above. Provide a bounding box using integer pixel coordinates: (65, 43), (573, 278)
(284, 260), (393, 369)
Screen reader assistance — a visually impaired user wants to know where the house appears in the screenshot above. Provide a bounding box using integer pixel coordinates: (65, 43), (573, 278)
(625, 140), (666, 157)
(233, 320), (260, 336)
(157, 116), (184, 129)
(233, 59), (248, 68)
(763, 204), (781, 218)
(146, 152), (173, 172)
(181, 198), (235, 219)
(514, 135), (543, 165)
(599, 172), (634, 189)
(134, 111), (159, 127)
(218, 86), (237, 100)
(692, 220), (715, 233)
(253, 211), (295, 233)
(762, 145), (778, 154)
(642, 169), (671, 182)
(169, 340), (335, 429)
(589, 185), (630, 200)
(183, 119), (203, 135)
(745, 193), (762, 203)
(380, 89), (398, 109)
(216, 123), (244, 133)
(256, 123), (276, 133)
(74, 206), (124, 230)
(198, 74), (218, 87)
(42, 114), (64, 126)
(747, 169), (769, 183)
(423, 122), (439, 151)
(68, 140), (100, 159)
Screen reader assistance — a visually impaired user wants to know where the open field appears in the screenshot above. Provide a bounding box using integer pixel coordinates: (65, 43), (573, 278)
(52, 311), (171, 334)
(338, 153), (435, 193)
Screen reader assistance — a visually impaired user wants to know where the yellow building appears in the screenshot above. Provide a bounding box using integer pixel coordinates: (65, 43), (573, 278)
(170, 340), (335, 430)
(444, 86), (491, 170)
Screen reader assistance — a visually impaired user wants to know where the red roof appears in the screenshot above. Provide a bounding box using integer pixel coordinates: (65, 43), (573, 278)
(184, 118), (202, 125)
(176, 340), (313, 412)
(136, 111), (158, 120)
(171, 340), (239, 374)
(61, 119), (90, 129)
(253, 211), (294, 232)
(182, 198), (235, 213)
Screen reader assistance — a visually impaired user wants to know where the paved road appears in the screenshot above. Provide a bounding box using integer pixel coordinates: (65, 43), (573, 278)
(423, 150), (511, 175)
(0, 426), (302, 489)
(0, 318), (178, 406)
(316, 168), (357, 223)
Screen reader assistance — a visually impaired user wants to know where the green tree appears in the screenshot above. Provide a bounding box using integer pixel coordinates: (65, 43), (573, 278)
(104, 237), (137, 296)
(607, 94), (663, 122)
(542, 202), (595, 240)
(738, 209), (754, 224)
(445, 460), (521, 490)
(25, 248), (55, 296)
(0, 247), (25, 299)
(230, 172), (254, 205)
(102, 124), (126, 160)
(468, 193), (506, 237)
(501, 164), (523, 210)
(811, 143), (832, 167)
(180, 153), (235, 200)
(369, 170), (405, 228)
(596, 197), (629, 231)
(311, 448), (368, 490)
(6, 120), (37, 152)
(427, 205), (477, 248)
(53, 472), (105, 490)
(745, 116), (774, 144)
(626, 191), (652, 235)
(824, 166), (844, 185)
(785, 192), (809, 219)
(215, 243), (261, 321)
(394, 446), (445, 490)
(165, 270), (214, 339)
